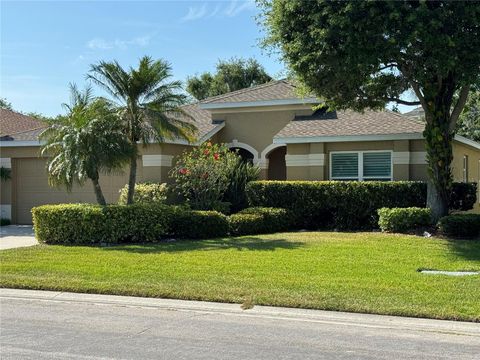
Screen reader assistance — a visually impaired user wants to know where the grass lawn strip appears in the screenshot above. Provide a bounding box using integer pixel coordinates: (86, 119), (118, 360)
(1, 232), (479, 322)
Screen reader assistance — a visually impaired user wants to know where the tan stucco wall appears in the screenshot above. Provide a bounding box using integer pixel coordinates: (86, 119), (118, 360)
(1, 143), (190, 223)
(214, 107), (312, 159)
(452, 141), (480, 213)
(0, 179), (11, 205)
(285, 140), (433, 181)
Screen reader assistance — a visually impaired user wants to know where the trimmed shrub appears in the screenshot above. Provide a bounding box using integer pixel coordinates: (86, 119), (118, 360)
(32, 204), (177, 245)
(246, 181), (427, 230)
(438, 214), (480, 239)
(171, 210), (229, 239)
(229, 207), (290, 236)
(450, 182), (478, 211)
(378, 207), (432, 233)
(118, 183), (168, 205)
(0, 218), (11, 226)
(246, 181), (477, 230)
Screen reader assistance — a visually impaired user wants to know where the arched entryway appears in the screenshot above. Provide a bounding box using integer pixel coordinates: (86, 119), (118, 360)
(227, 140), (259, 164)
(266, 146), (287, 180)
(230, 147), (254, 163)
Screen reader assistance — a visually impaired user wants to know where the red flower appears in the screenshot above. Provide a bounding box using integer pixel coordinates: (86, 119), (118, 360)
(179, 168), (189, 175)
(204, 149), (210, 155)
(213, 153), (220, 160)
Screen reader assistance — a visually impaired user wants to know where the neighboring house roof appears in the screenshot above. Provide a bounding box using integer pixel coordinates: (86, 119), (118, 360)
(0, 109), (47, 141)
(274, 109), (426, 142)
(403, 107), (424, 119)
(199, 80), (318, 109)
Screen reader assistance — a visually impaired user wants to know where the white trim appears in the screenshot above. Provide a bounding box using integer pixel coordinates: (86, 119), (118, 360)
(227, 139), (259, 163)
(0, 158), (12, 169)
(392, 152), (410, 165)
(329, 150), (393, 181)
(0, 205), (11, 220)
(200, 98), (319, 110)
(257, 159), (269, 170)
(142, 155), (173, 167)
(410, 152), (427, 165)
(285, 154), (325, 167)
(274, 133), (424, 144)
(455, 135), (480, 150)
(392, 151), (427, 165)
(0, 140), (41, 147)
(260, 143), (286, 160)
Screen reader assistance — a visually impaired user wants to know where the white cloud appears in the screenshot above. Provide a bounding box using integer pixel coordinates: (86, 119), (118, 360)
(86, 35), (150, 50)
(181, 1), (255, 22)
(224, 0), (255, 17)
(181, 4), (208, 22)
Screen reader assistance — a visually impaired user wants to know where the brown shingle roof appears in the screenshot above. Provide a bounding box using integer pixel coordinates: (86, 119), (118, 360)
(176, 103), (220, 140)
(0, 105), (220, 143)
(201, 80), (308, 104)
(275, 109), (425, 139)
(0, 109), (46, 140)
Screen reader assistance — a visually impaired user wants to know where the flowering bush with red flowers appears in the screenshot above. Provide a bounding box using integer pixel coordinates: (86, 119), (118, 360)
(170, 142), (239, 212)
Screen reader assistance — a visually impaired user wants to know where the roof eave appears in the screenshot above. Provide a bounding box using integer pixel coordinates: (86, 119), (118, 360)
(274, 133), (424, 144)
(199, 98), (320, 110)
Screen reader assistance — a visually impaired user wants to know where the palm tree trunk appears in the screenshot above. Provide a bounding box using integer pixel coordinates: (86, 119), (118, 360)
(91, 175), (107, 206)
(127, 151), (137, 205)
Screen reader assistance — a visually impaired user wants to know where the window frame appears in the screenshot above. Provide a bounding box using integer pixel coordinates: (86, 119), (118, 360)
(329, 150), (393, 181)
(462, 155), (469, 183)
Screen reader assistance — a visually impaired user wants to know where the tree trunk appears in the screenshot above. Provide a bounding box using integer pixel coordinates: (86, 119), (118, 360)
(91, 175), (107, 206)
(424, 111), (453, 222)
(126, 151), (137, 205)
(426, 177), (448, 222)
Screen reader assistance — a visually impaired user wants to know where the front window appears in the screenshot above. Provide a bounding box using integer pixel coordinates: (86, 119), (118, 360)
(330, 151), (392, 181)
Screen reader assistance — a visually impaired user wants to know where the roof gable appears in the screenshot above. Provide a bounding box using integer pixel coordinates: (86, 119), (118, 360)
(0, 109), (46, 139)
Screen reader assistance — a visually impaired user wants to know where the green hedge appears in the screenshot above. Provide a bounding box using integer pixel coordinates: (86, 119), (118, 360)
(378, 207), (432, 233)
(171, 210), (229, 239)
(449, 183), (478, 211)
(246, 181), (427, 230)
(118, 183), (168, 205)
(246, 181), (477, 230)
(438, 214), (480, 239)
(229, 207), (290, 236)
(32, 204), (228, 244)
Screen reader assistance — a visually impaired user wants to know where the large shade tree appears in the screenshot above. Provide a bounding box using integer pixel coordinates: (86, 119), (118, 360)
(40, 85), (133, 205)
(88, 56), (196, 204)
(260, 0), (480, 219)
(186, 57), (272, 100)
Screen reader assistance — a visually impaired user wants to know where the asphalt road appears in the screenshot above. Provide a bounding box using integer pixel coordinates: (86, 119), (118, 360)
(1, 290), (479, 360)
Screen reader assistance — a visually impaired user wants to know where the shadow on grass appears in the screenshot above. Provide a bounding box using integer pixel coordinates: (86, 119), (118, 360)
(100, 237), (304, 254)
(445, 238), (480, 261)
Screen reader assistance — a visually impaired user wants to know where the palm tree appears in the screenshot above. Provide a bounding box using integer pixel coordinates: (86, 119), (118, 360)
(87, 56), (196, 204)
(40, 84), (133, 205)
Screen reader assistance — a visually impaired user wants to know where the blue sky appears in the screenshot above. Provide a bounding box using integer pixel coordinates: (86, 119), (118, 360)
(1, 0), (286, 116)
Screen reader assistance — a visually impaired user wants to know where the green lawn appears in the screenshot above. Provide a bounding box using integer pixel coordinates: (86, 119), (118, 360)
(1, 232), (479, 321)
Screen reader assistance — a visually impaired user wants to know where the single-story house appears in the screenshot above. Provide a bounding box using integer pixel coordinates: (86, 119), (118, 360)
(1, 80), (479, 223)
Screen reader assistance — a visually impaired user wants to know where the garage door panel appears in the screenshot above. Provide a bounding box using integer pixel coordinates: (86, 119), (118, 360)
(14, 158), (131, 224)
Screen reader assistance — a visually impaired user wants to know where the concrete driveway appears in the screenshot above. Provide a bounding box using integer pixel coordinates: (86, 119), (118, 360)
(0, 225), (38, 250)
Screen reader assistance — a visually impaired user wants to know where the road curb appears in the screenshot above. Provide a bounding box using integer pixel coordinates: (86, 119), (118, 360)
(1, 288), (479, 336)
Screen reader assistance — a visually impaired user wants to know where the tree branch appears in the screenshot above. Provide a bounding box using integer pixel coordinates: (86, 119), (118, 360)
(449, 85), (470, 132)
(384, 98), (421, 106)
